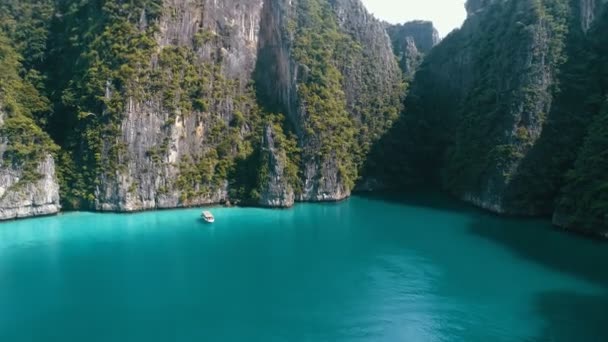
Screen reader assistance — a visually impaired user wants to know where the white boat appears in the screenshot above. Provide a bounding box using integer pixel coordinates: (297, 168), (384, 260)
(201, 211), (215, 223)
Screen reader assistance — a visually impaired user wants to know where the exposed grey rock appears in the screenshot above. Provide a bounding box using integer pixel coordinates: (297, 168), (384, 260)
(86, 0), (401, 211)
(388, 21), (439, 54)
(371, 0), (568, 216)
(299, 151), (352, 202)
(456, 0), (559, 215)
(257, 0), (402, 203)
(0, 152), (60, 220)
(465, 0), (498, 16)
(95, 0), (263, 212)
(580, 0), (608, 31)
(258, 125), (295, 208)
(387, 21), (440, 77)
(461, 2), (556, 214)
(0, 105), (61, 220)
(331, 0), (404, 125)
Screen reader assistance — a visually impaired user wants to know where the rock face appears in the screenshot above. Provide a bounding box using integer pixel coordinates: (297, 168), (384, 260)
(580, 0), (608, 31)
(2, 0), (608, 240)
(94, 0), (264, 211)
(371, 0), (608, 237)
(258, 125), (295, 208)
(0, 108), (60, 220)
(431, 0), (566, 214)
(0, 25), (61, 221)
(256, 0), (403, 203)
(0, 154), (61, 220)
(40, 0), (402, 211)
(465, 0), (497, 16)
(550, 9), (608, 236)
(453, 0), (559, 213)
(387, 21), (439, 77)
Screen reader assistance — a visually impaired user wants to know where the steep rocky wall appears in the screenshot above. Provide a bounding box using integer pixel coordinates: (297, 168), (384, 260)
(390, 21), (440, 54)
(0, 26), (60, 221)
(331, 0), (404, 135)
(256, 0), (403, 203)
(0, 153), (60, 220)
(0, 108), (60, 220)
(362, 5), (482, 190)
(258, 124), (295, 207)
(416, 0), (567, 214)
(553, 102), (608, 237)
(255, 0), (298, 130)
(450, 0), (565, 214)
(458, 0), (608, 233)
(369, 0), (568, 203)
(4, 0), (401, 214)
(157, 0), (262, 81)
(89, 0), (402, 210)
(580, 0), (608, 31)
(95, 0), (264, 211)
(387, 21), (440, 78)
(465, 0), (498, 16)
(551, 5), (608, 236)
(373, 0), (608, 237)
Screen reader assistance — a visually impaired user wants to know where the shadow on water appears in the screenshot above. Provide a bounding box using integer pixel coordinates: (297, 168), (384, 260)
(468, 217), (608, 288)
(469, 217), (608, 341)
(360, 190), (608, 287)
(356, 190), (473, 213)
(533, 291), (608, 342)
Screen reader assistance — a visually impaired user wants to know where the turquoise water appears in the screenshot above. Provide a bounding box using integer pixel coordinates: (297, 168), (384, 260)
(1, 194), (607, 341)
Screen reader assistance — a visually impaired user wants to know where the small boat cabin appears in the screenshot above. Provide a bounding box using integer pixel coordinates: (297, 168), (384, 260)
(201, 211), (215, 223)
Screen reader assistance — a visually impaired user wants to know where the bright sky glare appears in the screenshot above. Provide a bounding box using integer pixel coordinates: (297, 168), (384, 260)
(360, 0), (467, 37)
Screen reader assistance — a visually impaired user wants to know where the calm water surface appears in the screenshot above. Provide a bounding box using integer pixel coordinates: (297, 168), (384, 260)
(1, 194), (607, 341)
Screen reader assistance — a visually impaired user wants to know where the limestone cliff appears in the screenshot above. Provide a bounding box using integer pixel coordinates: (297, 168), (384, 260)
(447, 0), (569, 215)
(0, 103), (60, 221)
(37, 0), (402, 211)
(387, 21), (439, 78)
(580, 0), (608, 31)
(0, 28), (60, 220)
(256, 0), (403, 203)
(402, 1), (567, 213)
(465, 0), (498, 16)
(371, 0), (608, 237)
(0, 105), (59, 221)
(92, 0), (264, 211)
(551, 6), (608, 236)
(258, 124), (296, 208)
(0, 152), (60, 220)
(1, 0), (607, 240)
(553, 101), (608, 237)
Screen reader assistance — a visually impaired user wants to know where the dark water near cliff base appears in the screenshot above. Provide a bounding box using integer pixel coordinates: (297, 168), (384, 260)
(1, 193), (607, 341)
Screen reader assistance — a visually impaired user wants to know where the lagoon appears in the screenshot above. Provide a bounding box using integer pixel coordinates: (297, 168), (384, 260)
(1, 194), (607, 341)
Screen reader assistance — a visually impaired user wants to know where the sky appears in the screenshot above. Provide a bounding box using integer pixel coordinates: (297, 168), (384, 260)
(360, 0), (467, 37)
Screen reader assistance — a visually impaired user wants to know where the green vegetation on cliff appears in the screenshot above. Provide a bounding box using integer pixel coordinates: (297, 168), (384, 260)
(291, 0), (403, 191)
(442, 0), (569, 196)
(372, 0), (571, 190)
(44, 0), (162, 208)
(553, 7), (608, 233)
(504, 2), (608, 215)
(0, 30), (57, 184)
(3, 0), (605, 235)
(369, 0), (608, 234)
(241, 114), (301, 204)
(291, 0), (360, 189)
(558, 101), (608, 232)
